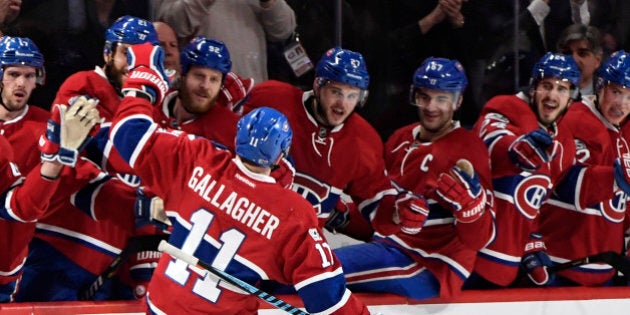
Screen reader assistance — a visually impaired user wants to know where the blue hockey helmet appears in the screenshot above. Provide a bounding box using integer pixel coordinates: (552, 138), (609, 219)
(180, 36), (232, 77)
(530, 52), (581, 98)
(236, 107), (292, 168)
(597, 50), (630, 90)
(104, 15), (159, 55)
(0, 36), (45, 85)
(409, 57), (468, 106)
(315, 47), (369, 105)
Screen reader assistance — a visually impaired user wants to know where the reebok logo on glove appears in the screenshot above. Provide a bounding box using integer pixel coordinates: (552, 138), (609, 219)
(128, 70), (169, 96)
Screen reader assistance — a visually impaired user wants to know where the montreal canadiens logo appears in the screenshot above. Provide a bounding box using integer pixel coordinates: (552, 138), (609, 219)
(513, 175), (551, 219)
(599, 190), (626, 223)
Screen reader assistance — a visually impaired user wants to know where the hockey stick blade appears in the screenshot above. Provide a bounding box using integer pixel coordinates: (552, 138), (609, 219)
(80, 234), (169, 300)
(158, 240), (310, 315)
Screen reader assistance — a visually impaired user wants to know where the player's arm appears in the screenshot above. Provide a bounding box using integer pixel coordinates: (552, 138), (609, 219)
(476, 111), (553, 174)
(2, 98), (101, 222)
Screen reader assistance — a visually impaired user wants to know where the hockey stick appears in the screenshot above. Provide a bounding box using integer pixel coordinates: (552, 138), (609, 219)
(548, 251), (630, 276)
(80, 234), (169, 300)
(158, 240), (310, 315)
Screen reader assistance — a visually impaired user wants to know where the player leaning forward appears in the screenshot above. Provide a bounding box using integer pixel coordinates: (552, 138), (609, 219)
(109, 43), (370, 314)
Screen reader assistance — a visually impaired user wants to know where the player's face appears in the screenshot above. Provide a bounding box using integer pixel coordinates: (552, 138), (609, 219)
(315, 81), (361, 127)
(104, 43), (131, 90)
(180, 66), (222, 114)
(530, 78), (573, 127)
(597, 83), (630, 126)
(560, 39), (602, 89)
(1, 66), (37, 113)
(414, 88), (458, 136)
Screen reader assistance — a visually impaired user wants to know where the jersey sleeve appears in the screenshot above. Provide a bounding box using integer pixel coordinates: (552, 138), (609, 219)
(0, 162), (60, 222)
(280, 217), (368, 315)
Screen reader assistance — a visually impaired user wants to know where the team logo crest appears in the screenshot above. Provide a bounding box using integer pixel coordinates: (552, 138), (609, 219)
(599, 190), (627, 223)
(513, 175), (552, 219)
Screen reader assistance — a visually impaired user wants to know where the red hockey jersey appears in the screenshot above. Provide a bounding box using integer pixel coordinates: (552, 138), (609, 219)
(380, 122), (495, 297)
(472, 93), (576, 286)
(241, 80), (396, 233)
(111, 95), (369, 314)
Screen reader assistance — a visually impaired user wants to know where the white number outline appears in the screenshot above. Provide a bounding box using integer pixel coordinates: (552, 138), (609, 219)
(164, 208), (245, 302)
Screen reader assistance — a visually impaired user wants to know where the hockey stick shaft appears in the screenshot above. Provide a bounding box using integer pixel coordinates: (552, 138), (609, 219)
(158, 240), (309, 315)
(548, 251), (629, 275)
(80, 234), (169, 300)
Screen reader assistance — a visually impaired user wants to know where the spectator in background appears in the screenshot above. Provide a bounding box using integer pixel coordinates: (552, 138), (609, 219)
(153, 0), (296, 85)
(481, 0), (590, 105)
(0, 0), (20, 36)
(557, 23), (603, 96)
(152, 21), (181, 75)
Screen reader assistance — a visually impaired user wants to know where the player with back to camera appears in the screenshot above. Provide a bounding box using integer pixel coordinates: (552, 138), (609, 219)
(109, 42), (370, 314)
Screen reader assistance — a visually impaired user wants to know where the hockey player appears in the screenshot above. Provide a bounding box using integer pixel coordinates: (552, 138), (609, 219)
(110, 42), (370, 314)
(467, 52), (630, 289)
(334, 57), (495, 300)
(539, 50), (630, 286)
(53, 15), (160, 123)
(0, 36), (48, 172)
(0, 99), (101, 302)
(16, 16), (162, 301)
(155, 36), (241, 150)
(241, 46), (413, 241)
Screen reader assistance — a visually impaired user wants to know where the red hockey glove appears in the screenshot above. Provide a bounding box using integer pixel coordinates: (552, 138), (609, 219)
(508, 129), (554, 171)
(521, 233), (554, 286)
(394, 191), (429, 235)
(435, 159), (486, 223)
(122, 43), (170, 105)
(324, 197), (351, 233)
(219, 72), (254, 113)
(39, 96), (101, 166)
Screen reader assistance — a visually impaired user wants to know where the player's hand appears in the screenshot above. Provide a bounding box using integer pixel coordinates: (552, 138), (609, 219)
(324, 197), (351, 233)
(394, 191), (429, 235)
(122, 43), (170, 105)
(508, 129), (554, 171)
(614, 157), (630, 194)
(135, 188), (171, 230)
(521, 233), (554, 286)
(219, 72), (254, 113)
(435, 159), (486, 223)
(39, 96), (101, 167)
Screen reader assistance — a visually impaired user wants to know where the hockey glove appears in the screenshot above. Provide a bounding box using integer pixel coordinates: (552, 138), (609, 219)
(135, 188), (171, 230)
(521, 233), (554, 286)
(394, 191), (429, 235)
(614, 157), (630, 194)
(324, 197), (351, 233)
(122, 43), (170, 106)
(219, 72), (254, 113)
(435, 159), (486, 223)
(508, 129), (554, 171)
(39, 96), (101, 167)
